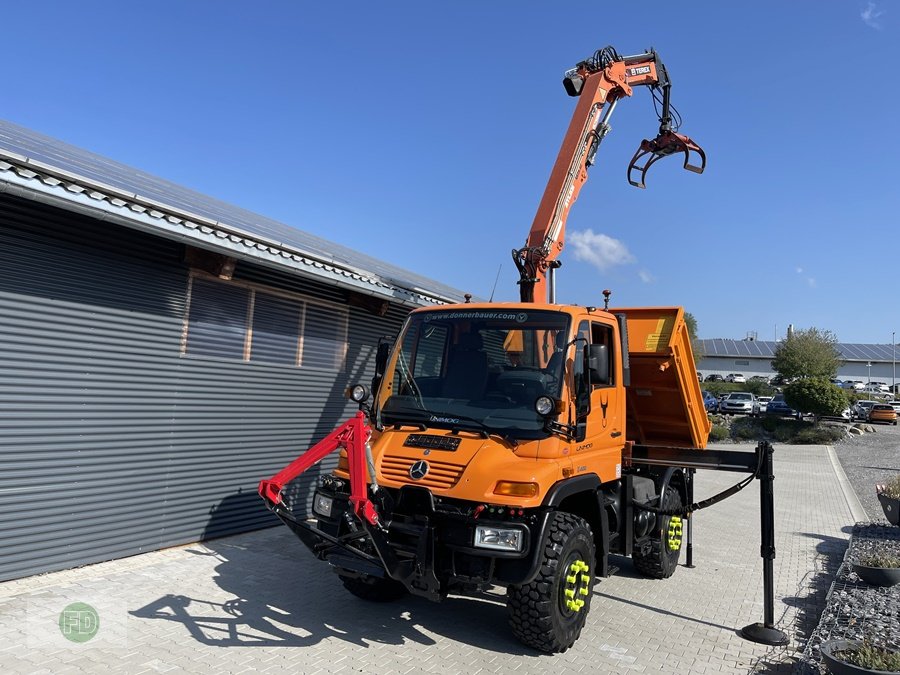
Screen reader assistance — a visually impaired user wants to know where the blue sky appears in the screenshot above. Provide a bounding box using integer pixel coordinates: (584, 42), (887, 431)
(5, 2), (897, 343)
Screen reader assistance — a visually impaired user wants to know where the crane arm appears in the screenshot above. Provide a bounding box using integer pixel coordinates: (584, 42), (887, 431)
(513, 47), (705, 304)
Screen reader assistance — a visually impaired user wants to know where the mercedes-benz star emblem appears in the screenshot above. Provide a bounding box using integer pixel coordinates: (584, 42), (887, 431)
(409, 460), (430, 480)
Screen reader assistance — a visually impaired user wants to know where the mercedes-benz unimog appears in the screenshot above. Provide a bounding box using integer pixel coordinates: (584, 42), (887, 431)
(259, 46), (770, 653)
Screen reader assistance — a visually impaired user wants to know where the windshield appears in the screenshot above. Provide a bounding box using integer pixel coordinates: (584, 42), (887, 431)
(378, 309), (571, 439)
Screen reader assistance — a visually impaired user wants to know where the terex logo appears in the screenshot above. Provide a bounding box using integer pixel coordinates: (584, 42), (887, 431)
(430, 415), (460, 424)
(628, 66), (652, 76)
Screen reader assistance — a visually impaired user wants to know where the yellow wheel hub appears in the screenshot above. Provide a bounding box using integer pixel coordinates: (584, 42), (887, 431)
(563, 559), (591, 612)
(667, 516), (683, 551)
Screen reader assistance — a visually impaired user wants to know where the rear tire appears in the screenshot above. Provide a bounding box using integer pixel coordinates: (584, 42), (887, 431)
(633, 486), (684, 579)
(507, 512), (595, 653)
(339, 573), (408, 602)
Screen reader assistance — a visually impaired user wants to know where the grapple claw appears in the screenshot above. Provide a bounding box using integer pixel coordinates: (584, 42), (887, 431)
(627, 131), (706, 189)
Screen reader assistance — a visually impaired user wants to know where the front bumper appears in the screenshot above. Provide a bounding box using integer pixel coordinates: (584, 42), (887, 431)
(270, 479), (549, 601)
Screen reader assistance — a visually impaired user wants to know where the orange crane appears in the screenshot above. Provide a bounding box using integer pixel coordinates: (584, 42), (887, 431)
(513, 46), (705, 303)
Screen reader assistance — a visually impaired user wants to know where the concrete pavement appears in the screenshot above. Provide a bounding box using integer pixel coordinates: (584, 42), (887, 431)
(0, 444), (863, 674)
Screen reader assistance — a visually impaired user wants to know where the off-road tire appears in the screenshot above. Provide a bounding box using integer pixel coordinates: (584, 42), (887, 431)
(633, 486), (684, 579)
(339, 573), (408, 602)
(507, 512), (595, 653)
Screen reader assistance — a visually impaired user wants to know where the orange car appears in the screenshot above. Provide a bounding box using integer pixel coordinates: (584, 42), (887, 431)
(868, 403), (898, 425)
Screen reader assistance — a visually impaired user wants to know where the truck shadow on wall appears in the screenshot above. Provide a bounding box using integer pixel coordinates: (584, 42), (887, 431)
(130, 527), (531, 654)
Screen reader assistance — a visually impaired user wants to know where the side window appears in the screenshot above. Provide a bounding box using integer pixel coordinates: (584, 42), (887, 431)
(303, 303), (348, 370)
(251, 292), (302, 365)
(591, 322), (615, 387)
(573, 320), (591, 417)
(185, 277), (250, 359)
(183, 274), (347, 371)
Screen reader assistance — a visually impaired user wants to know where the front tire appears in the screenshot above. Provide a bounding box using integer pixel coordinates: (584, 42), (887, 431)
(633, 486), (684, 579)
(507, 512), (595, 653)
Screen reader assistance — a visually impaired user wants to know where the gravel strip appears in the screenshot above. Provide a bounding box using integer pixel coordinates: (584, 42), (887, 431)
(833, 421), (900, 521)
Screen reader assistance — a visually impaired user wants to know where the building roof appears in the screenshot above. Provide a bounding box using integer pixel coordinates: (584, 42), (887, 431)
(698, 339), (898, 363)
(0, 119), (467, 307)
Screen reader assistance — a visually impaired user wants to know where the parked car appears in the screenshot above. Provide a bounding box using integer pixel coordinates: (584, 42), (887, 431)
(851, 400), (879, 421)
(705, 374), (724, 382)
(765, 393), (796, 418)
(724, 373), (746, 384)
(889, 400), (900, 416)
(718, 392), (759, 416)
(702, 390), (719, 412)
(749, 375), (769, 383)
(757, 396), (773, 413)
(868, 403), (898, 425)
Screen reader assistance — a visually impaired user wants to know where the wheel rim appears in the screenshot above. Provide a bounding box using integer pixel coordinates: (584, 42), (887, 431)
(666, 516), (683, 551)
(559, 556), (591, 617)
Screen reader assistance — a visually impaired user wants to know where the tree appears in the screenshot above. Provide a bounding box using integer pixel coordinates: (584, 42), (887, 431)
(771, 327), (841, 380)
(684, 311), (704, 360)
(783, 378), (848, 420)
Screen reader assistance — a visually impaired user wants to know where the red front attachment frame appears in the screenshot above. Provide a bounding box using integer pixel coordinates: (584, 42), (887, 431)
(627, 130), (706, 189)
(258, 410), (381, 527)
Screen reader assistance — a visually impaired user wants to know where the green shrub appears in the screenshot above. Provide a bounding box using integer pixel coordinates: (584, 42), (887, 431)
(835, 640), (900, 671)
(783, 378), (848, 418)
(790, 425), (845, 444)
(879, 475), (900, 499)
(730, 417), (761, 440)
(708, 425), (729, 442)
(859, 552), (900, 568)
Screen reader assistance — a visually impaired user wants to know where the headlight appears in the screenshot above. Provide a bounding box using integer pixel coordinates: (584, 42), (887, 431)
(474, 526), (525, 552)
(535, 396), (554, 416)
(312, 493), (334, 518)
(347, 383), (370, 403)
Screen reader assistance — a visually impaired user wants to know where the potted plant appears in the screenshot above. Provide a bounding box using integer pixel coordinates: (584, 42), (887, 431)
(876, 475), (900, 526)
(851, 551), (900, 587)
(820, 639), (900, 674)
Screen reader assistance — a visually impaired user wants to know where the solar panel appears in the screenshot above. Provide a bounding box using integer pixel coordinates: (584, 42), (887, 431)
(0, 119), (468, 303)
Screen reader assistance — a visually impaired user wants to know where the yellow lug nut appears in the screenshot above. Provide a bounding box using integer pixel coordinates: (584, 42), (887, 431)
(565, 588), (575, 599)
(566, 574), (577, 583)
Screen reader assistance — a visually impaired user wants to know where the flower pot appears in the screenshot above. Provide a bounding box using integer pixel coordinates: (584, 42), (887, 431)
(877, 492), (900, 526)
(821, 640), (900, 675)
(852, 563), (900, 587)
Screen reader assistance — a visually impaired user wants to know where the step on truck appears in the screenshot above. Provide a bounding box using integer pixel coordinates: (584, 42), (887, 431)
(260, 46), (786, 652)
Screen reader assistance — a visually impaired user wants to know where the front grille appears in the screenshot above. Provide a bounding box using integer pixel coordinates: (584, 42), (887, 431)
(404, 434), (461, 451)
(380, 455), (465, 490)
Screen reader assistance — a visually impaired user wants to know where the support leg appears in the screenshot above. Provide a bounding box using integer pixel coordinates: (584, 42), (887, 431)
(740, 441), (789, 646)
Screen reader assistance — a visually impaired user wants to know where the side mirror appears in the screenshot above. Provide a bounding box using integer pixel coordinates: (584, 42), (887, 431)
(372, 340), (392, 394)
(589, 344), (610, 385)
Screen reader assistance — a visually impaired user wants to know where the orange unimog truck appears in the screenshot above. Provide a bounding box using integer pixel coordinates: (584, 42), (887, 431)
(261, 46), (784, 653)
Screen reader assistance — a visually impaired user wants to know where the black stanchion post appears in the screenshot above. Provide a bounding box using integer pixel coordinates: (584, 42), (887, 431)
(740, 441), (788, 645)
(685, 467), (695, 569)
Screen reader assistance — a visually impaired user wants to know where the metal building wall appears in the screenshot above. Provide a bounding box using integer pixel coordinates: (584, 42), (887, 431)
(0, 194), (408, 582)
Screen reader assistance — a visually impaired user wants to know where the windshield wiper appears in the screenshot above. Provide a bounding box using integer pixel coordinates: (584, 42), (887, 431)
(433, 413), (518, 447)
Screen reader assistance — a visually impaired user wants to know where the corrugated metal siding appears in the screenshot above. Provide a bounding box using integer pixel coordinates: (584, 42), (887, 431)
(0, 194), (408, 582)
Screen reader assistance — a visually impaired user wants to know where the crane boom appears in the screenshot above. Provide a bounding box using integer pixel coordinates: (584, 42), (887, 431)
(513, 47), (705, 304)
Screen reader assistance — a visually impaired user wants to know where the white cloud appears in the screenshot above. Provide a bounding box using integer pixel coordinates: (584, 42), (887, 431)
(807, 277), (817, 288)
(862, 2), (884, 29)
(568, 229), (635, 272)
(638, 269), (655, 283)
(796, 266), (804, 274)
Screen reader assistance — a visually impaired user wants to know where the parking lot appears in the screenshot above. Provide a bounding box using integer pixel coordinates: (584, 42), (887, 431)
(0, 439), (874, 674)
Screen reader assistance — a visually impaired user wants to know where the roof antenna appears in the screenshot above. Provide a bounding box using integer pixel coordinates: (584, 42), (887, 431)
(489, 264), (502, 302)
